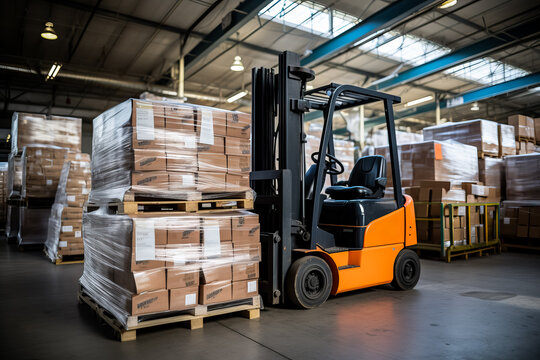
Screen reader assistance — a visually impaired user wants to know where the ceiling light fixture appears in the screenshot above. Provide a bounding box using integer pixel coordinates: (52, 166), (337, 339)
(227, 90), (248, 103)
(405, 95), (433, 107)
(41, 22), (58, 40)
(46, 63), (62, 81)
(230, 32), (244, 72)
(470, 102), (479, 111)
(439, 0), (457, 9)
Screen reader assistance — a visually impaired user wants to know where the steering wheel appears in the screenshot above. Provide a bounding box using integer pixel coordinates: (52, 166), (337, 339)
(311, 152), (344, 175)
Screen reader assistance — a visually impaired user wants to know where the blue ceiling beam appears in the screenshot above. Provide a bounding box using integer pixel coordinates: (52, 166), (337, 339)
(365, 72), (540, 128)
(300, 0), (441, 67)
(370, 19), (540, 91)
(184, 0), (273, 72)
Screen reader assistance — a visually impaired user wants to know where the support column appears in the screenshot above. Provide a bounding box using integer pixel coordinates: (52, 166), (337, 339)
(359, 105), (365, 149)
(435, 93), (441, 125)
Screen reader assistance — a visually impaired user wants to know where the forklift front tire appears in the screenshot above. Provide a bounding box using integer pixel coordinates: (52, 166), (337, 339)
(391, 249), (421, 290)
(286, 256), (332, 309)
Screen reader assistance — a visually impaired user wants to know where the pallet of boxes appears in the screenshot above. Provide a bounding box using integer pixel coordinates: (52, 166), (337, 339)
(501, 153), (540, 251)
(78, 99), (261, 341)
(375, 119), (505, 261)
(0, 162), (8, 233)
(44, 153), (91, 264)
(7, 112), (82, 248)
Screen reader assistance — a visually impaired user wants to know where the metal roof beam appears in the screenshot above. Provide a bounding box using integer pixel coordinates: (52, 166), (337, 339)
(365, 72), (540, 127)
(370, 18), (540, 91)
(300, 0), (442, 67)
(184, 0), (273, 72)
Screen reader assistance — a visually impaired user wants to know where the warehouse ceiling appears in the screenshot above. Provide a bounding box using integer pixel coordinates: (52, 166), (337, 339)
(0, 0), (539, 134)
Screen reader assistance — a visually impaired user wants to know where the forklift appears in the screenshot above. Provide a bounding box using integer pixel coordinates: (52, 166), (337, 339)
(250, 51), (420, 308)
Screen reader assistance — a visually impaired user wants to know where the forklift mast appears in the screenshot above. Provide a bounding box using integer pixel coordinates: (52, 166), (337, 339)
(251, 51), (403, 305)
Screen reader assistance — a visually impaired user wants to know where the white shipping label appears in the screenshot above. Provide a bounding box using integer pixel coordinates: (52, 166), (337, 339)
(75, 231), (82, 238)
(185, 293), (197, 306)
(504, 217), (510, 224)
(62, 225), (73, 233)
(247, 280), (257, 293)
(184, 136), (197, 149)
(182, 175), (195, 186)
(67, 195), (76, 202)
(135, 219), (156, 261)
(199, 109), (215, 145)
(457, 207), (466, 216)
(76, 154), (81, 160)
(82, 188), (89, 195)
(59, 241), (68, 248)
(480, 206), (485, 215)
(36, 150), (42, 156)
(135, 103), (155, 141)
(46, 179), (53, 185)
(203, 222), (221, 258)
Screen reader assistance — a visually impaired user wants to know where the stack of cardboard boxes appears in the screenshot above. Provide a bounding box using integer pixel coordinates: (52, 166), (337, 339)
(502, 207), (540, 243)
(305, 135), (356, 185)
(0, 163), (7, 229)
(90, 99), (251, 202)
(80, 211), (261, 326)
(45, 153), (91, 261)
(81, 100), (260, 327)
(508, 115), (537, 154)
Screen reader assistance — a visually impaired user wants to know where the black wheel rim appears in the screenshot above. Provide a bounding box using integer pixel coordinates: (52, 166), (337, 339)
(402, 259), (416, 283)
(303, 268), (326, 300)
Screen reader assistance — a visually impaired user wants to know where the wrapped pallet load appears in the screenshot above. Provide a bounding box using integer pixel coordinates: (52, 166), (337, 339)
(423, 119), (499, 158)
(89, 99), (251, 202)
(45, 153), (91, 262)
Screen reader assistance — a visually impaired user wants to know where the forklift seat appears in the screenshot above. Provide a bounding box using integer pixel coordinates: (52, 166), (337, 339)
(325, 155), (386, 200)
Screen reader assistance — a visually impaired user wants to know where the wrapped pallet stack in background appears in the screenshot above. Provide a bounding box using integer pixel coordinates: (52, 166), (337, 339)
(507, 115), (536, 154)
(45, 153), (91, 263)
(79, 99), (261, 335)
(0, 162), (8, 233)
(6, 112), (82, 248)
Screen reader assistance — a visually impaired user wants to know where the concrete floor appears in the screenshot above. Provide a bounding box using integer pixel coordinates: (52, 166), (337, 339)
(1, 242), (539, 360)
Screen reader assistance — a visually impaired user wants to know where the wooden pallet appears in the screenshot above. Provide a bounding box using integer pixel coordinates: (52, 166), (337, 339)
(55, 254), (84, 265)
(415, 241), (501, 262)
(478, 151), (499, 159)
(89, 198), (254, 215)
(121, 190), (253, 202)
(78, 288), (260, 341)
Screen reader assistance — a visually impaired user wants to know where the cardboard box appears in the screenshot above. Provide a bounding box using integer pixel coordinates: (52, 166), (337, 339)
(232, 262), (259, 281)
(498, 123), (516, 157)
(202, 217), (231, 243)
(530, 226), (540, 239)
(517, 225), (528, 238)
(165, 130), (197, 152)
(226, 174), (250, 192)
(231, 214), (260, 243)
(502, 217), (518, 237)
(165, 104), (196, 131)
(133, 149), (166, 171)
(131, 129), (165, 150)
(200, 264), (232, 284)
(167, 268), (199, 289)
(168, 172), (197, 191)
(225, 137), (250, 156)
(508, 115), (532, 138)
(198, 153), (227, 173)
(227, 155), (251, 174)
(132, 171), (169, 191)
(518, 208), (530, 225)
(199, 280), (232, 305)
(197, 172), (227, 192)
(226, 112), (251, 139)
(233, 242), (261, 262)
(168, 227), (200, 245)
(169, 286), (199, 311)
(166, 152), (197, 172)
(197, 136), (225, 154)
(535, 118), (540, 145)
(61, 220), (82, 238)
(530, 208), (540, 226)
(131, 289), (169, 315)
(195, 108), (227, 136)
(131, 99), (165, 129)
(232, 280), (258, 300)
(114, 268), (166, 294)
(61, 207), (83, 220)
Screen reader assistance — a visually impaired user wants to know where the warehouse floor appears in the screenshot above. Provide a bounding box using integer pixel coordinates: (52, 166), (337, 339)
(1, 242), (539, 360)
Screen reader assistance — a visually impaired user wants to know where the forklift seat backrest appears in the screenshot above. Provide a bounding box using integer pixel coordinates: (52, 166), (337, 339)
(324, 155), (386, 200)
(348, 155), (386, 191)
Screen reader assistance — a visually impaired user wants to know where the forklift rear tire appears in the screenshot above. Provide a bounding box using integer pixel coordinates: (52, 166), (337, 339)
(391, 249), (421, 290)
(286, 256), (332, 309)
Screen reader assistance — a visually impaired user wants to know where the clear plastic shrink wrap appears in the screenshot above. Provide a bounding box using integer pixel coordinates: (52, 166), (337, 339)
(45, 153), (91, 262)
(305, 135), (356, 183)
(7, 153), (23, 198)
(21, 145), (69, 198)
(498, 124), (516, 157)
(89, 99), (252, 202)
(11, 112), (82, 155)
(505, 153), (540, 201)
(79, 210), (261, 326)
(375, 140), (479, 187)
(423, 119), (499, 157)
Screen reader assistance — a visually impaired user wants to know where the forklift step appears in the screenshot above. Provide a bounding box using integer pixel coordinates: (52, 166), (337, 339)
(338, 265), (360, 270)
(323, 246), (350, 254)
